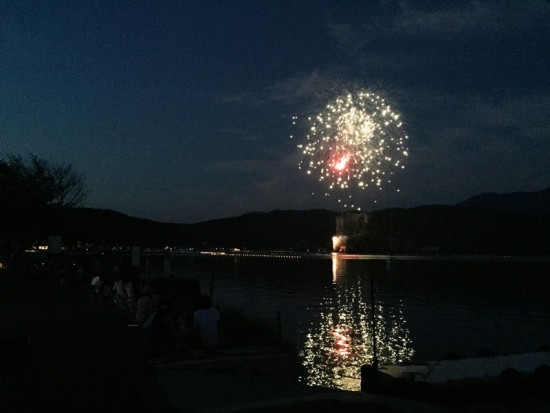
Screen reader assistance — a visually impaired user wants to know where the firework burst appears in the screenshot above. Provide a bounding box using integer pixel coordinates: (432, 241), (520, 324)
(295, 90), (409, 209)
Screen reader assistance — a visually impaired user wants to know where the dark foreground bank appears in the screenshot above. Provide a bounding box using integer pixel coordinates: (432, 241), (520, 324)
(0, 281), (177, 412)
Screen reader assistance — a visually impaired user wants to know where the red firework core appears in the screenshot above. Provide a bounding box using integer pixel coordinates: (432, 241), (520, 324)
(329, 152), (352, 174)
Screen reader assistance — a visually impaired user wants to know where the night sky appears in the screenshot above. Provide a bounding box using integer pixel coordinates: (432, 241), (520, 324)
(2, 1), (549, 223)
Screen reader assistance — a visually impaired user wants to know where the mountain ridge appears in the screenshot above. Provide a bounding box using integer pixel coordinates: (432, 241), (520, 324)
(50, 187), (550, 254)
(458, 187), (550, 217)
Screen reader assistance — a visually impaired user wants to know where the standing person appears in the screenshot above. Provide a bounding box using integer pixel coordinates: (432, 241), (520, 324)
(112, 275), (130, 311)
(193, 295), (220, 351)
(134, 286), (152, 324)
(124, 276), (135, 311)
(90, 273), (102, 302)
(149, 285), (164, 312)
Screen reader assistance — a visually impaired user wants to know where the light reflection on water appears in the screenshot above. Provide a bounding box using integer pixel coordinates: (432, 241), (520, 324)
(149, 254), (550, 391)
(298, 256), (414, 390)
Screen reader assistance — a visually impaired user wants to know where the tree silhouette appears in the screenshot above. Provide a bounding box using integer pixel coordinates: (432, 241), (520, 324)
(0, 154), (87, 259)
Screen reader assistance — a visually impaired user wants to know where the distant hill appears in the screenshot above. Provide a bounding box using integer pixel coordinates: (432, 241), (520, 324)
(351, 205), (550, 255)
(458, 187), (550, 217)
(50, 207), (191, 247)
(48, 188), (550, 255)
(52, 208), (338, 252)
(191, 209), (338, 251)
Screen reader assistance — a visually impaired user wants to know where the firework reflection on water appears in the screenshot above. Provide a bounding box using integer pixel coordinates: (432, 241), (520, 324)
(298, 256), (415, 391)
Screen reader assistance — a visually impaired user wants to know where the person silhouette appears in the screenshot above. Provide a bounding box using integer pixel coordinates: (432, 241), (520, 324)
(193, 295), (220, 351)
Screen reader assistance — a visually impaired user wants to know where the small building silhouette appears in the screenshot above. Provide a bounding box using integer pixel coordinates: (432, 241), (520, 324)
(333, 211), (369, 252)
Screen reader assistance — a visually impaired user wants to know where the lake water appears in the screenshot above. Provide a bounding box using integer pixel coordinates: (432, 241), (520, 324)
(146, 253), (550, 390)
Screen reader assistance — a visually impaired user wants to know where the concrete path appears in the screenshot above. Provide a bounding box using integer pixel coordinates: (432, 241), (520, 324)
(151, 354), (451, 413)
(151, 353), (330, 411)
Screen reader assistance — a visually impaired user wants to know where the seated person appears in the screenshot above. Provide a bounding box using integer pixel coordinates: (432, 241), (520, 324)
(193, 295), (220, 351)
(143, 300), (175, 358)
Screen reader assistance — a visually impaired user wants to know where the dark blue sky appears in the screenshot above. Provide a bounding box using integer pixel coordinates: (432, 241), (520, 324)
(2, 0), (549, 223)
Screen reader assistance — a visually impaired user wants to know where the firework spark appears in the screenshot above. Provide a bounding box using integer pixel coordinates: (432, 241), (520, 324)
(296, 90), (409, 208)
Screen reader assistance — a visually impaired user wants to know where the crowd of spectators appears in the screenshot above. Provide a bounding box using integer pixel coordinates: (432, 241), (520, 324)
(83, 260), (220, 360)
